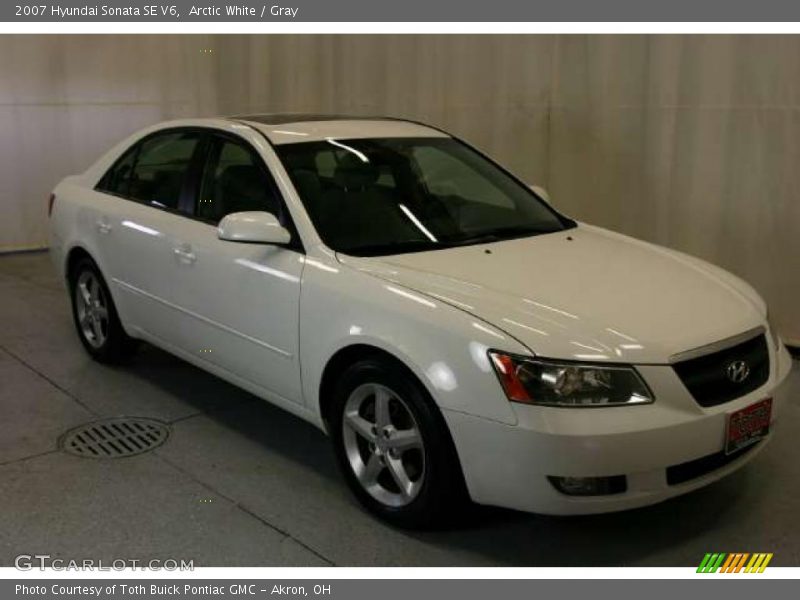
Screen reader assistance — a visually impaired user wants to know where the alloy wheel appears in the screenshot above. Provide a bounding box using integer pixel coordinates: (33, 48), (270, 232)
(342, 383), (426, 507)
(74, 270), (109, 349)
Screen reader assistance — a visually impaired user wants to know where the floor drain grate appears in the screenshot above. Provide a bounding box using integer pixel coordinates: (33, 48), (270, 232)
(60, 417), (170, 459)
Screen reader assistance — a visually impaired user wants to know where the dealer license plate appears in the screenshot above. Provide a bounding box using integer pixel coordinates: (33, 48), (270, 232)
(725, 397), (772, 455)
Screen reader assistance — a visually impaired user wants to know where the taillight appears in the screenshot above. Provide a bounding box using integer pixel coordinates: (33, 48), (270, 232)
(47, 193), (56, 217)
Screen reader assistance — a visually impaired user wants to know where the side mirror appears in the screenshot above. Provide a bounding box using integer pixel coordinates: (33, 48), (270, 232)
(530, 185), (550, 202)
(218, 211), (291, 245)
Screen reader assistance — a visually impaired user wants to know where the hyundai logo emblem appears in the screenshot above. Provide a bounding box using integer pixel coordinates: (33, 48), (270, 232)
(726, 360), (750, 384)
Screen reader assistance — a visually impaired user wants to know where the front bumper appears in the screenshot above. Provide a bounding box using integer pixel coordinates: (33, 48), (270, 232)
(444, 341), (793, 515)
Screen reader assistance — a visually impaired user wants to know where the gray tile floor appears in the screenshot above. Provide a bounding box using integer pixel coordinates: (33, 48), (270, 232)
(1, 251), (798, 567)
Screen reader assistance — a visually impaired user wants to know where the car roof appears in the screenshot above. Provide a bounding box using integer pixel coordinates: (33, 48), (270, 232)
(231, 113), (450, 145)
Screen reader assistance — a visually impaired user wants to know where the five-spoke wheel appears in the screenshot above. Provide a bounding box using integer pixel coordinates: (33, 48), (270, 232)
(331, 357), (466, 528)
(342, 383), (426, 507)
(74, 270), (110, 349)
(69, 257), (136, 363)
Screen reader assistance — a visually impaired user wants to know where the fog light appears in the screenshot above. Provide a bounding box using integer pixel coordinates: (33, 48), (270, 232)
(548, 475), (627, 496)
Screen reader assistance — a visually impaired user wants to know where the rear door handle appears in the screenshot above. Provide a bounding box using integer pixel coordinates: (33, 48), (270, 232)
(173, 244), (197, 265)
(95, 218), (112, 234)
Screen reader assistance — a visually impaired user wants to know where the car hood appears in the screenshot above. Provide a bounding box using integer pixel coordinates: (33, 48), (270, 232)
(339, 224), (766, 364)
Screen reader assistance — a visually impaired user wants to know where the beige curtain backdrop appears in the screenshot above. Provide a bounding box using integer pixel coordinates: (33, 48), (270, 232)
(1, 35), (798, 343)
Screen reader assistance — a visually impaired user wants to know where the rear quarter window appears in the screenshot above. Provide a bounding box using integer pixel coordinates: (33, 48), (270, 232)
(96, 130), (201, 211)
(97, 146), (137, 197)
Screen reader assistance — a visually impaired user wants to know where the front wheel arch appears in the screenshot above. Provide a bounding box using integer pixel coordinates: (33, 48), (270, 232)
(319, 345), (428, 432)
(325, 350), (470, 527)
(318, 345), (468, 477)
(318, 344), (461, 460)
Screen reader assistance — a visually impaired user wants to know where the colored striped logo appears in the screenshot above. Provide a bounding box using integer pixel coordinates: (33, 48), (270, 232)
(697, 553), (773, 573)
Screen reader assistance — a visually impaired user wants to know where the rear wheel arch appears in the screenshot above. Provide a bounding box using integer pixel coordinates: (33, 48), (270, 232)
(65, 246), (119, 308)
(64, 246), (134, 342)
(65, 245), (95, 285)
(66, 250), (137, 363)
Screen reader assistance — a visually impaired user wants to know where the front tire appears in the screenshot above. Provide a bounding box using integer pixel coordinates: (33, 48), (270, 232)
(330, 357), (466, 528)
(69, 257), (136, 364)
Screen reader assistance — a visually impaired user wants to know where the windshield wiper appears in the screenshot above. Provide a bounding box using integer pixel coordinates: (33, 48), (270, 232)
(446, 225), (558, 247)
(341, 239), (444, 257)
(340, 225), (559, 256)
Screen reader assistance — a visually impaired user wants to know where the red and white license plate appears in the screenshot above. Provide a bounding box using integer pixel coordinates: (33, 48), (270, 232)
(725, 397), (772, 455)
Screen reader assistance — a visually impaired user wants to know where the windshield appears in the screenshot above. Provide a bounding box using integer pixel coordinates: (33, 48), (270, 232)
(276, 137), (572, 256)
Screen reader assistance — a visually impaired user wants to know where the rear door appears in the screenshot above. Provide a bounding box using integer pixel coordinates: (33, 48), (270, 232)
(75, 145), (139, 297)
(94, 129), (205, 344)
(163, 131), (305, 405)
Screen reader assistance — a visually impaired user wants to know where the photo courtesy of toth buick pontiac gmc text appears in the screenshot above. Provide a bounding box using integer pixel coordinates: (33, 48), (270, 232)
(47, 114), (793, 528)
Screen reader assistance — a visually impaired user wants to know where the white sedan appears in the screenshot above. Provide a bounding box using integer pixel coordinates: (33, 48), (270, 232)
(48, 115), (793, 527)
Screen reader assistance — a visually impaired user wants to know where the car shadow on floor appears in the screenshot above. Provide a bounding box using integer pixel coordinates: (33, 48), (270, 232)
(124, 343), (341, 484)
(415, 481), (745, 566)
(122, 342), (753, 567)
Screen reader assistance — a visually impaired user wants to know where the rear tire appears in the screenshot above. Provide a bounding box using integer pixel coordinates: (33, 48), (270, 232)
(330, 357), (466, 529)
(68, 257), (137, 364)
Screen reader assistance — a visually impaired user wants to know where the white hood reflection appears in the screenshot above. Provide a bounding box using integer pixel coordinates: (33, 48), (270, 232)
(339, 225), (764, 363)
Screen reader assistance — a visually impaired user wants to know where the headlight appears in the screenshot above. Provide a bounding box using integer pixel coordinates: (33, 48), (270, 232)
(488, 351), (653, 407)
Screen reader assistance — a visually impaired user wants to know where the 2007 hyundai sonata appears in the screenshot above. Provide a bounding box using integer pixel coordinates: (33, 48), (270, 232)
(48, 114), (793, 527)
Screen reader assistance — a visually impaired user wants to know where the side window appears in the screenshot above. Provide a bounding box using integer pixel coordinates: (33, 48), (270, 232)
(411, 146), (513, 209)
(126, 131), (201, 210)
(197, 137), (280, 223)
(97, 145), (138, 196)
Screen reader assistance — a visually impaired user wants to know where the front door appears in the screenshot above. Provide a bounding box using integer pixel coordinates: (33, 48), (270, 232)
(164, 133), (305, 405)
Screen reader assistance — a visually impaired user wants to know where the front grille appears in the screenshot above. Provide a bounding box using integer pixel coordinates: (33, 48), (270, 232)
(666, 441), (760, 486)
(672, 334), (769, 407)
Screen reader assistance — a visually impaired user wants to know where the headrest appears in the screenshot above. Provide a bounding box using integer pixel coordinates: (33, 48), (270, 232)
(284, 150), (318, 172)
(219, 165), (264, 198)
(333, 152), (379, 191)
(292, 169), (322, 198)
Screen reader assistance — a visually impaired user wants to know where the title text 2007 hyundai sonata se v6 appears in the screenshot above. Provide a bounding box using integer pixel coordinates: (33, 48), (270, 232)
(48, 114), (792, 527)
